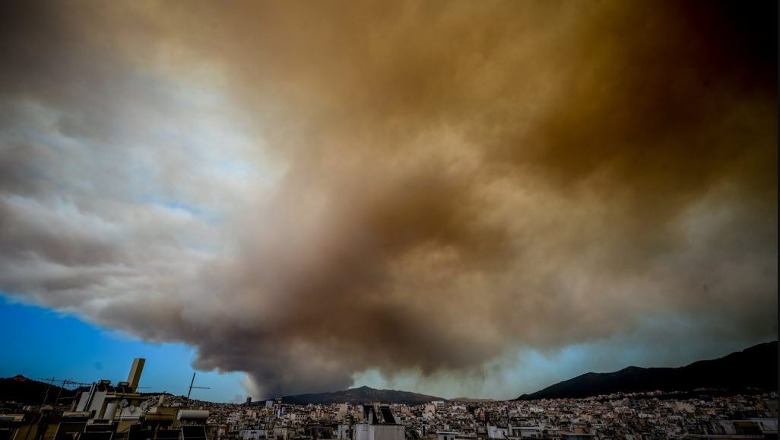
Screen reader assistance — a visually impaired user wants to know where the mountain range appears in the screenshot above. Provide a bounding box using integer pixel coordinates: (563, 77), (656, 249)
(270, 385), (444, 405)
(516, 340), (777, 400)
(2, 341), (776, 405)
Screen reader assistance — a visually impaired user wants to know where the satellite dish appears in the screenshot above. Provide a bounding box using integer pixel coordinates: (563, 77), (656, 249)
(129, 405), (137, 414)
(119, 399), (129, 408)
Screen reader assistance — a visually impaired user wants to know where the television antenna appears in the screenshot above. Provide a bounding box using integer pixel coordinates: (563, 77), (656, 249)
(36, 377), (91, 407)
(186, 373), (210, 406)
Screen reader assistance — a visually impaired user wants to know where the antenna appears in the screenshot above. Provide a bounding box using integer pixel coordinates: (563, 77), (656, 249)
(40, 377), (56, 407)
(186, 372), (210, 406)
(61, 379), (91, 388)
(35, 377), (92, 410)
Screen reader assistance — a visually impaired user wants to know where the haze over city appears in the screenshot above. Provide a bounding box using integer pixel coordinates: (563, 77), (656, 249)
(0, 1), (776, 403)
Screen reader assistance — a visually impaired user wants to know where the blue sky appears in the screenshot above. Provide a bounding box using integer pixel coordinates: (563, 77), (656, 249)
(0, 296), (247, 403)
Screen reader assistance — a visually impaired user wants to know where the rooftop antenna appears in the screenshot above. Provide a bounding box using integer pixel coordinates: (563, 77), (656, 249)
(35, 377), (92, 411)
(186, 372), (210, 406)
(40, 377), (57, 407)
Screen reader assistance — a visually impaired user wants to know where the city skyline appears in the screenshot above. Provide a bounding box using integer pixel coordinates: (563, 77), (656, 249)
(0, 1), (776, 403)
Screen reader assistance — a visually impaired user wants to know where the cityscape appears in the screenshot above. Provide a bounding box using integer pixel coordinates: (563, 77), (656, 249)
(0, 354), (777, 440)
(0, 2), (776, 440)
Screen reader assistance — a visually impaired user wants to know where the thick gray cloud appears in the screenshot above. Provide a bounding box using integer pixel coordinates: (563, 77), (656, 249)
(0, 0), (775, 398)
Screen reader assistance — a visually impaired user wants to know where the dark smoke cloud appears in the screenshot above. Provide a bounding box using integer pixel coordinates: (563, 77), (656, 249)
(0, 1), (775, 398)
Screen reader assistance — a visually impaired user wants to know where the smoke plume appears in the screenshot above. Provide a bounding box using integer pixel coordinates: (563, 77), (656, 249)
(0, 1), (775, 397)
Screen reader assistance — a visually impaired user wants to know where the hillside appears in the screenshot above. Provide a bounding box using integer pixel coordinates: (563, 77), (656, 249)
(0, 375), (79, 405)
(273, 385), (444, 405)
(517, 341), (778, 400)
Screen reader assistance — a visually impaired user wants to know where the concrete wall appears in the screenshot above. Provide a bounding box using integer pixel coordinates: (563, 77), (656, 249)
(370, 424), (404, 440)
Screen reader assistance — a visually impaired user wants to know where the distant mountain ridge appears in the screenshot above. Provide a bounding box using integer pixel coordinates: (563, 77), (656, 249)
(270, 385), (445, 405)
(3, 342), (775, 406)
(517, 341), (778, 400)
(0, 375), (79, 405)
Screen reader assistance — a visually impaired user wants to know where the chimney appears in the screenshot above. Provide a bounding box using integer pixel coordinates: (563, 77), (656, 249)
(127, 358), (145, 392)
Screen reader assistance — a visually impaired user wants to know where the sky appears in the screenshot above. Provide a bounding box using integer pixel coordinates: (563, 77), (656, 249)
(0, 298), (247, 403)
(0, 1), (776, 403)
